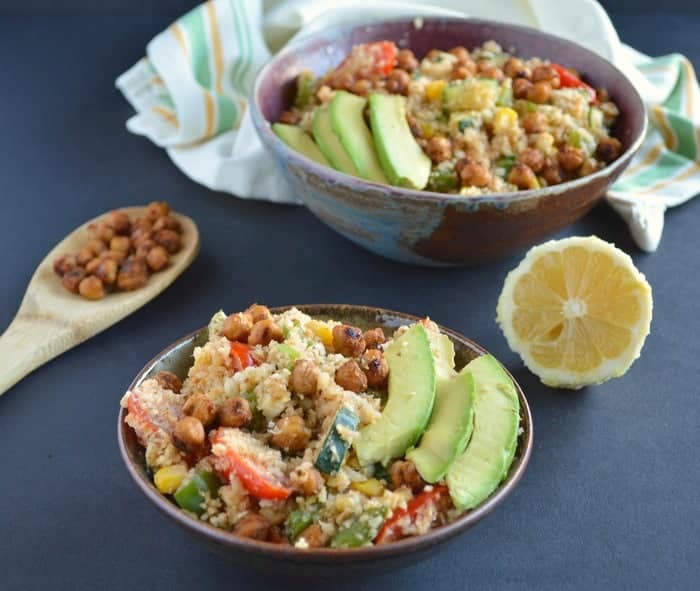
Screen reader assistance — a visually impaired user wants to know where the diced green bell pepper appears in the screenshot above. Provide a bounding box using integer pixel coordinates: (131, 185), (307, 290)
(330, 508), (387, 548)
(496, 155), (517, 173)
(285, 503), (320, 541)
(173, 470), (221, 515)
(496, 86), (513, 107)
(276, 343), (300, 369)
(427, 169), (458, 193)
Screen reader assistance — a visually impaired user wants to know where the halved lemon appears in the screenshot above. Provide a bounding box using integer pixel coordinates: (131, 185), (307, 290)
(496, 236), (652, 389)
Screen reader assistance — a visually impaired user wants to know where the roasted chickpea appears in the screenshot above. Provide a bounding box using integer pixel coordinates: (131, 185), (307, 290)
(508, 163), (538, 190)
(172, 416), (205, 452)
(335, 360), (368, 393)
(388, 459), (425, 493)
(153, 370), (182, 393)
(291, 465), (324, 496)
(362, 349), (389, 388)
(145, 201), (170, 220)
(245, 304), (272, 323)
(531, 64), (560, 87)
(78, 276), (104, 300)
(130, 227), (153, 248)
(270, 416), (310, 453)
(518, 147), (545, 173)
(132, 216), (153, 233)
(76, 247), (95, 266)
(596, 87), (610, 103)
(153, 229), (181, 254)
(107, 210), (131, 235)
(87, 221), (115, 243)
(290, 359), (319, 397)
(100, 249), (127, 264)
(110, 235), (131, 254)
(521, 111), (547, 134)
(87, 239), (108, 255)
(599, 101), (620, 120)
(146, 245), (169, 272)
(450, 64), (471, 81)
(153, 215), (181, 233)
(116, 257), (149, 291)
(85, 257), (101, 274)
(397, 49), (418, 72)
(133, 239), (156, 260)
(217, 396), (252, 428)
(182, 394), (216, 427)
(221, 312), (253, 342)
(526, 81), (551, 104)
(53, 254), (77, 276)
(478, 64), (504, 80)
(363, 327), (386, 350)
(558, 145), (585, 172)
(351, 78), (372, 96)
(332, 324), (366, 357)
(541, 158), (563, 186)
(596, 136), (622, 163)
(512, 77), (532, 99)
(233, 513), (270, 541)
(503, 57), (531, 79)
(248, 319), (283, 346)
(456, 158), (491, 188)
(385, 68), (411, 95)
(298, 524), (329, 548)
(278, 110), (300, 125)
(62, 268), (86, 293)
(330, 70), (354, 91)
(407, 116), (423, 139)
(425, 136), (452, 164)
(448, 46), (470, 65)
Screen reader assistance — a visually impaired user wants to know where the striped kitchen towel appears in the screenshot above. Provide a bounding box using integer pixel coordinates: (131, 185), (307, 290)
(116, 0), (700, 252)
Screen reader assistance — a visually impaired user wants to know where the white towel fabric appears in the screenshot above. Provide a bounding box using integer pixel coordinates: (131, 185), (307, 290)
(117, 0), (700, 252)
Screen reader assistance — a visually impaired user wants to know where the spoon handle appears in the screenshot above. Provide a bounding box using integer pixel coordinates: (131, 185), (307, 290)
(0, 315), (80, 396)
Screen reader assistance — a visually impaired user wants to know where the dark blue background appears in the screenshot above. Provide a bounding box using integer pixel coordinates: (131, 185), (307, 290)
(1, 3), (699, 590)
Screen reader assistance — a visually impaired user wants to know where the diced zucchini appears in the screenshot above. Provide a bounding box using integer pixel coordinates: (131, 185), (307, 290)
(568, 128), (597, 156)
(496, 85), (513, 107)
(314, 406), (359, 474)
(588, 106), (604, 131)
(349, 479), (385, 497)
(330, 508), (387, 548)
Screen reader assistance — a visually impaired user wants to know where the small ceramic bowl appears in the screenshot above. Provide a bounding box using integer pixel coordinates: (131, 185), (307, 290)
(251, 18), (646, 266)
(118, 305), (533, 575)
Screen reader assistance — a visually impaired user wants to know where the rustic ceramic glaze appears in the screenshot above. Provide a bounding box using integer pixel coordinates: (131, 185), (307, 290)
(251, 18), (646, 266)
(118, 305), (533, 575)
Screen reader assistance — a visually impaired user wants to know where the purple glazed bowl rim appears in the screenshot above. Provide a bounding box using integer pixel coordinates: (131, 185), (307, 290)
(117, 304), (533, 564)
(251, 16), (647, 205)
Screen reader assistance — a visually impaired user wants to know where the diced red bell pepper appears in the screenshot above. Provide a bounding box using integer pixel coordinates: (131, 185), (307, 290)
(210, 430), (292, 500)
(125, 392), (158, 443)
(551, 63), (596, 102)
(230, 342), (256, 371)
(334, 41), (398, 81)
(375, 485), (448, 544)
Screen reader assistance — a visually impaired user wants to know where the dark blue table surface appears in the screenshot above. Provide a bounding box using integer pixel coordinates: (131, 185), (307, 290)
(1, 7), (699, 591)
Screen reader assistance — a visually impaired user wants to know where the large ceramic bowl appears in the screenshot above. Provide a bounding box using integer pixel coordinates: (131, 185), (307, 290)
(118, 305), (533, 575)
(251, 18), (646, 266)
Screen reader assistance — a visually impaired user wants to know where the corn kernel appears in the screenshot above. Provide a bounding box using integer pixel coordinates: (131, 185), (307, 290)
(307, 320), (333, 348)
(493, 107), (518, 134)
(154, 464), (188, 494)
(426, 80), (446, 103)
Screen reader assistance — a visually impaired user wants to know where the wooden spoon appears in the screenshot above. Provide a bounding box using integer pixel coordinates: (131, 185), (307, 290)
(0, 207), (199, 396)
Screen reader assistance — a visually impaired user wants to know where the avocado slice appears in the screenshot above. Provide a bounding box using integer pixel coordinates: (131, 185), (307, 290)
(272, 123), (329, 166)
(312, 107), (360, 176)
(446, 354), (521, 512)
(368, 93), (431, 189)
(329, 91), (388, 184)
(407, 370), (476, 483)
(354, 324), (436, 466)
